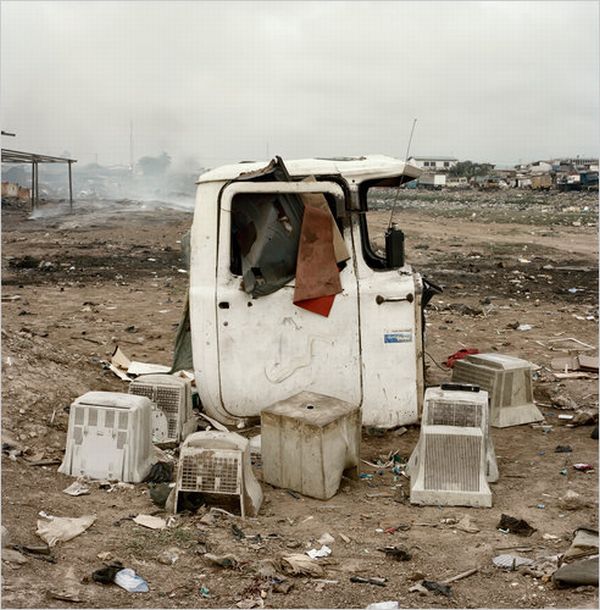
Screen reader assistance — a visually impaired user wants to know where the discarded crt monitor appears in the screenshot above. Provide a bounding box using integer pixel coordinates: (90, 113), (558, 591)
(174, 431), (263, 518)
(128, 374), (196, 443)
(261, 391), (361, 500)
(451, 353), (543, 427)
(59, 392), (154, 483)
(407, 385), (497, 508)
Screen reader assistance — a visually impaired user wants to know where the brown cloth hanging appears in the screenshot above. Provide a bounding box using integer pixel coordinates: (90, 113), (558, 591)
(293, 204), (342, 317)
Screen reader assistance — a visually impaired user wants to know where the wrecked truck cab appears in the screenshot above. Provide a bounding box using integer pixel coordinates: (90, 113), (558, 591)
(189, 155), (429, 429)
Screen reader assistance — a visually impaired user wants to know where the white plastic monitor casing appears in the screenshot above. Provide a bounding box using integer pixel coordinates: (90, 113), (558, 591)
(451, 353), (544, 427)
(175, 430), (263, 518)
(129, 374), (196, 442)
(59, 391), (154, 483)
(408, 386), (497, 508)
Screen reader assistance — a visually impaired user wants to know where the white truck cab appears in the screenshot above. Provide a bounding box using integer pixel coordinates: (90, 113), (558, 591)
(188, 155), (435, 428)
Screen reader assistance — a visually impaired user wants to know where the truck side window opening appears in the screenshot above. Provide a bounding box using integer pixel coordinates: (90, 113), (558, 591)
(229, 191), (344, 277)
(358, 182), (402, 270)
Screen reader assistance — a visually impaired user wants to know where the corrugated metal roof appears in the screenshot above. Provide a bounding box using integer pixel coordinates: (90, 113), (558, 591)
(197, 155), (421, 184)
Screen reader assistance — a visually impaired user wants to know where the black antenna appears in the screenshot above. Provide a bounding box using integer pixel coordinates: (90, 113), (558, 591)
(388, 118), (417, 229)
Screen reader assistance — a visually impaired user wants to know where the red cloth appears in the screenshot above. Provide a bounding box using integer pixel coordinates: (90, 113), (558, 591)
(445, 348), (480, 368)
(293, 204), (342, 317)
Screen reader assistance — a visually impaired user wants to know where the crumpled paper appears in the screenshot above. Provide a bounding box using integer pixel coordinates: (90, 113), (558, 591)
(36, 513), (96, 547)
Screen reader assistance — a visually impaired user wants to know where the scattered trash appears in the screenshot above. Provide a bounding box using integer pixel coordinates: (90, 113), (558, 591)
(444, 348), (479, 368)
(93, 561), (125, 584)
(551, 354), (599, 373)
(552, 530), (599, 587)
(377, 546), (412, 561)
(133, 514), (167, 530)
(339, 533), (351, 543)
(143, 462), (174, 484)
(560, 467), (568, 476)
(553, 558), (599, 587)
(454, 515), (480, 534)
(199, 586), (210, 598)
(204, 553), (239, 569)
(562, 528), (598, 563)
(422, 580), (452, 597)
(555, 445), (573, 453)
(408, 583), (429, 595)
(536, 504), (545, 509)
(442, 567), (478, 583)
(157, 547), (181, 566)
(318, 533), (335, 546)
(62, 480), (91, 497)
(281, 554), (325, 577)
(366, 602), (399, 610)
(558, 414), (574, 421)
(559, 489), (590, 511)
(516, 324), (533, 332)
(114, 568), (149, 593)
(572, 408), (599, 427)
(97, 551), (113, 561)
(149, 482), (174, 508)
(307, 545), (332, 559)
(573, 463), (594, 472)
(493, 554), (534, 570)
(350, 576), (387, 587)
(273, 580), (294, 594)
(497, 514), (536, 537)
(36, 513), (96, 547)
(521, 555), (561, 580)
(2, 548), (28, 565)
(543, 533), (560, 541)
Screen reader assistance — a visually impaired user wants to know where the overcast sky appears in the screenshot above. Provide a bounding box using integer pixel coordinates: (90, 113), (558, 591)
(1, 1), (598, 168)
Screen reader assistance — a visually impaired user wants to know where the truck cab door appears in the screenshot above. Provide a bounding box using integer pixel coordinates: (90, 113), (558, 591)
(350, 182), (424, 428)
(215, 181), (361, 419)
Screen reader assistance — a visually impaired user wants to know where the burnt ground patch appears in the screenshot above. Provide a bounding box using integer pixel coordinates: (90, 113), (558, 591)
(3, 248), (186, 286)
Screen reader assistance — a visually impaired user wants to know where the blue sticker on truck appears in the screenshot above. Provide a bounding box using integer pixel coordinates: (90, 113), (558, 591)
(384, 330), (413, 344)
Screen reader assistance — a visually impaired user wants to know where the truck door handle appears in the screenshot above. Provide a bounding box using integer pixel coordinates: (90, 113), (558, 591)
(376, 294), (414, 305)
(218, 301), (230, 309)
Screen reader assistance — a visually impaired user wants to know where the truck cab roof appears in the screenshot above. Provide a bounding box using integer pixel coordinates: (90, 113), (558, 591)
(197, 155), (421, 185)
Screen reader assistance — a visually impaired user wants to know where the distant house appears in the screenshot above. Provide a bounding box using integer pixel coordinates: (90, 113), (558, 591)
(528, 161), (553, 174)
(551, 157), (598, 171)
(407, 156), (458, 172)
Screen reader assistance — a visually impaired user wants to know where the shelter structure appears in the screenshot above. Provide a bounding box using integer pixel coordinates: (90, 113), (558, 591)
(1, 148), (77, 212)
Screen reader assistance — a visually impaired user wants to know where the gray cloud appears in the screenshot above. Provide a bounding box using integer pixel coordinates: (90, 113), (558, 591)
(1, 1), (598, 169)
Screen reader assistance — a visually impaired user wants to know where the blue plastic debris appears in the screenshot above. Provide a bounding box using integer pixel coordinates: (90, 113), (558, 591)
(114, 568), (149, 593)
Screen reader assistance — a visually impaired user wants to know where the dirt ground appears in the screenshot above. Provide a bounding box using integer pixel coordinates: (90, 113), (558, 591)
(1, 190), (598, 609)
